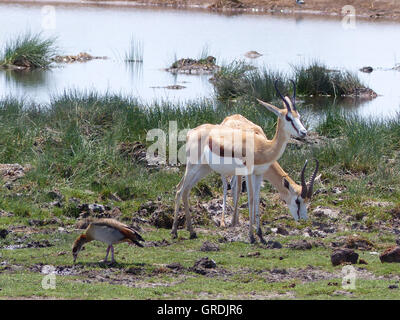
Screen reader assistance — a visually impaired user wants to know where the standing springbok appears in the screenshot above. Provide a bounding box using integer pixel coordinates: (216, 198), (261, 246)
(218, 114), (319, 228)
(171, 80), (307, 243)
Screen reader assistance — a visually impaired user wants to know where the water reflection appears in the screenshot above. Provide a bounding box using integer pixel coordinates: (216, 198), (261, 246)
(0, 2), (399, 119)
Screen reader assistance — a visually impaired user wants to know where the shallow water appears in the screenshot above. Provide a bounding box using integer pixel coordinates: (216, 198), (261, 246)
(1, 2), (400, 118)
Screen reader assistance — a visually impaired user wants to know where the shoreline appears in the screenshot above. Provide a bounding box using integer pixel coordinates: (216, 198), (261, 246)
(1, 0), (400, 22)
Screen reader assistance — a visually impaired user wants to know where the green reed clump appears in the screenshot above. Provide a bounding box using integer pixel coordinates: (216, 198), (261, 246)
(293, 60), (365, 97)
(0, 32), (57, 69)
(124, 37), (143, 63)
(212, 61), (285, 102)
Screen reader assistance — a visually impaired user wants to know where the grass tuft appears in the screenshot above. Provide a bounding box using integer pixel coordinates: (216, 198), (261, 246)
(0, 31), (57, 69)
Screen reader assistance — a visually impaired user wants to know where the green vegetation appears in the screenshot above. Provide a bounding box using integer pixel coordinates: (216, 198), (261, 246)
(0, 91), (399, 300)
(212, 60), (372, 102)
(293, 60), (365, 97)
(124, 37), (143, 63)
(0, 32), (57, 69)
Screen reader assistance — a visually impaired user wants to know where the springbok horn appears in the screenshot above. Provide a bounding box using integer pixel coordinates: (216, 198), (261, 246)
(306, 159), (319, 199)
(300, 160), (308, 199)
(274, 79), (292, 112)
(290, 79), (297, 111)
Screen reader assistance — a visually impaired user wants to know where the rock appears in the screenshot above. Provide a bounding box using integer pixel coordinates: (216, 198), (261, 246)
(359, 66), (373, 73)
(313, 206), (340, 219)
(331, 248), (359, 266)
(125, 267), (144, 275)
(358, 258), (368, 265)
(288, 240), (312, 250)
(362, 200), (393, 208)
(167, 56), (220, 75)
(166, 262), (185, 271)
(193, 257), (216, 269)
(265, 240), (282, 249)
(380, 246), (400, 263)
(270, 268), (288, 275)
(148, 209), (175, 229)
(333, 290), (353, 296)
(345, 236), (374, 251)
(0, 229), (9, 239)
(191, 257), (217, 275)
(0, 163), (29, 182)
(276, 226), (289, 236)
(388, 285), (399, 289)
(247, 251), (260, 257)
(52, 52), (107, 63)
(200, 241), (220, 252)
(244, 51), (262, 59)
(47, 190), (63, 200)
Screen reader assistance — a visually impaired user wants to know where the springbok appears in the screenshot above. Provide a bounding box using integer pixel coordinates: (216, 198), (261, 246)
(171, 80), (307, 243)
(218, 114), (319, 228)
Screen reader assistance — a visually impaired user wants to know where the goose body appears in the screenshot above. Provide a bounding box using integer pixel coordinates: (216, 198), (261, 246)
(72, 218), (144, 264)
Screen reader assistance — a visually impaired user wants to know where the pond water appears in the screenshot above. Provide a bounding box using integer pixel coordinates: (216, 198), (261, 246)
(1, 1), (400, 119)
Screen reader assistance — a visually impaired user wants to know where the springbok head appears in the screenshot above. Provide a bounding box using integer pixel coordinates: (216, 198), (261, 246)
(257, 79), (307, 139)
(283, 159), (319, 221)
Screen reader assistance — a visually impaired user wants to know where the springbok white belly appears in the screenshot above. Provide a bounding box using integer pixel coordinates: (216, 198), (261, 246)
(203, 145), (271, 176)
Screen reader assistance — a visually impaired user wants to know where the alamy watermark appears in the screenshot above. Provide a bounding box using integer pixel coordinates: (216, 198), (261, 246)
(341, 5), (356, 30)
(341, 265), (357, 290)
(41, 265), (56, 290)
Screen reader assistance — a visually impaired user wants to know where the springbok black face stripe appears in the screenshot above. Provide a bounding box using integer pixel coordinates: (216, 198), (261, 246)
(286, 114), (301, 136)
(295, 198), (301, 219)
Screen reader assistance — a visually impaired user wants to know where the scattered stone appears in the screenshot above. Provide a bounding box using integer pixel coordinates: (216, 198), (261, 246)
(276, 226), (289, 236)
(193, 257), (216, 269)
(125, 267), (144, 275)
(166, 56), (220, 75)
(200, 241), (220, 252)
(362, 200), (393, 208)
(0, 210), (14, 217)
(333, 290), (353, 296)
(380, 246), (400, 263)
(166, 262), (185, 271)
(358, 258), (368, 265)
(148, 207), (175, 229)
(52, 52), (107, 63)
(190, 257), (217, 275)
(244, 51), (262, 59)
(270, 268), (288, 275)
(359, 66), (373, 73)
(117, 141), (148, 165)
(247, 251), (261, 257)
(265, 240), (283, 249)
(331, 248), (359, 266)
(312, 206), (340, 219)
(144, 239), (171, 247)
(0, 163), (29, 182)
(208, 0), (246, 10)
(0, 229), (9, 239)
(288, 240), (312, 250)
(345, 236), (374, 251)
(388, 284), (399, 289)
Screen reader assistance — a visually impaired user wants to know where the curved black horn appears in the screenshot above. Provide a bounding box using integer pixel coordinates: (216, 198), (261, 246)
(290, 79), (297, 111)
(300, 160), (308, 199)
(306, 159), (319, 199)
(274, 79), (292, 112)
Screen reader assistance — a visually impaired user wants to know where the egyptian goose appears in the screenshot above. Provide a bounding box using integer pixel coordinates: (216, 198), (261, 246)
(72, 218), (144, 264)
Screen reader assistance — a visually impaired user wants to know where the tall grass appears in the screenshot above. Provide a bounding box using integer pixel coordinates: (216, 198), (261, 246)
(212, 60), (369, 102)
(124, 37), (143, 63)
(0, 32), (57, 68)
(293, 60), (365, 97)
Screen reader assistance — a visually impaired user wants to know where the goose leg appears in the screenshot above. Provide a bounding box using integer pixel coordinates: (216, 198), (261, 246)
(104, 245), (111, 263)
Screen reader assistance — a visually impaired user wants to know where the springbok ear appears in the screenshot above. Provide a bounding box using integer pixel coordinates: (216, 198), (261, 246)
(256, 99), (282, 117)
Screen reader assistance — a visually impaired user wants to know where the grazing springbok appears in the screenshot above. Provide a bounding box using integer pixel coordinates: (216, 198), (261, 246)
(218, 114), (319, 227)
(171, 80), (307, 243)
